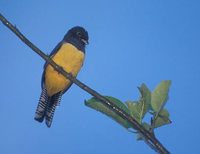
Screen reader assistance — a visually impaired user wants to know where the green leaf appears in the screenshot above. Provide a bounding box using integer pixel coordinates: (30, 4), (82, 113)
(136, 133), (143, 141)
(125, 101), (140, 123)
(125, 83), (151, 124)
(154, 108), (172, 128)
(85, 96), (131, 128)
(159, 108), (170, 117)
(138, 83), (151, 118)
(151, 80), (171, 114)
(142, 122), (151, 131)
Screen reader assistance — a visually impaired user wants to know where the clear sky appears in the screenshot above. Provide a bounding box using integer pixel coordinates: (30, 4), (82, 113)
(0, 0), (200, 154)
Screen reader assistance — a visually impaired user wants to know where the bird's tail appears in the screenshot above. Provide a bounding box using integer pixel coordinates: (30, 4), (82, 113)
(45, 91), (63, 127)
(34, 88), (49, 122)
(35, 89), (63, 127)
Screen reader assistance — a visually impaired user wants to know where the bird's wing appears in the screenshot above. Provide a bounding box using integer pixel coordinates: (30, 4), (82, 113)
(44, 40), (64, 69)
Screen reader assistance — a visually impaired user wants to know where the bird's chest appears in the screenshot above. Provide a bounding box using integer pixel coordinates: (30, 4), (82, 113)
(45, 43), (85, 96)
(52, 43), (85, 72)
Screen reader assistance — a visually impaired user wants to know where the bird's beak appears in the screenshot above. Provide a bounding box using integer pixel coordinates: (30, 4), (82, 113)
(81, 39), (89, 45)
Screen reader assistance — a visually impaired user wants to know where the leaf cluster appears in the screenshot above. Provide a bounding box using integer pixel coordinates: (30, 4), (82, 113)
(84, 80), (171, 141)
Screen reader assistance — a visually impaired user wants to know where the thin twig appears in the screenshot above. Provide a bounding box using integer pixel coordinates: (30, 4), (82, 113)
(0, 13), (170, 154)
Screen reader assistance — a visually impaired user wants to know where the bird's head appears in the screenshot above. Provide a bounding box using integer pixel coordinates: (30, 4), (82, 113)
(64, 26), (89, 46)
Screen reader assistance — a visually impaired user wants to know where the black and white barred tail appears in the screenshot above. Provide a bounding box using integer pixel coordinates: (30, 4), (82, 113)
(45, 91), (63, 127)
(34, 88), (49, 122)
(34, 88), (63, 127)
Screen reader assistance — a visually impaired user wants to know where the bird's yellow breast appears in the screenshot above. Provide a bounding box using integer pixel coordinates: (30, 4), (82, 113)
(45, 43), (85, 96)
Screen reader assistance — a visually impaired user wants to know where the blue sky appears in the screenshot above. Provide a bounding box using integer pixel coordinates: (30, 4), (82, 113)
(0, 0), (200, 153)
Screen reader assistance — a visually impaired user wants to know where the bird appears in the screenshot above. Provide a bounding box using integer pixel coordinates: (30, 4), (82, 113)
(34, 26), (89, 127)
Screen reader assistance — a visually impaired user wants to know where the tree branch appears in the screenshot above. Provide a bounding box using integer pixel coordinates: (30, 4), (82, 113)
(141, 134), (161, 153)
(0, 13), (170, 154)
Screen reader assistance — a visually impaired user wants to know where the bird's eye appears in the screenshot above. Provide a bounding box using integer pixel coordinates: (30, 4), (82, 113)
(76, 32), (82, 37)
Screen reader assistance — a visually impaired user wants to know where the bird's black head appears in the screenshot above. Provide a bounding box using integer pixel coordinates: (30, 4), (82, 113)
(63, 26), (89, 52)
